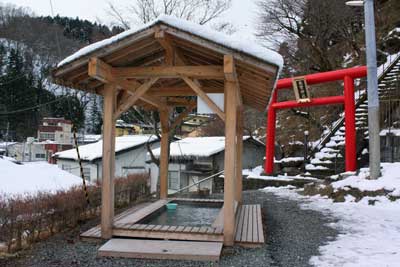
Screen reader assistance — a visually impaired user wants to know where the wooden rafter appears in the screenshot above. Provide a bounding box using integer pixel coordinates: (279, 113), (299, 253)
(114, 77), (159, 119)
(155, 29), (174, 65)
(181, 75), (225, 121)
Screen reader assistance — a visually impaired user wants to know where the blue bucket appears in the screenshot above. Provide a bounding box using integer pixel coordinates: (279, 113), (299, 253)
(166, 203), (178, 210)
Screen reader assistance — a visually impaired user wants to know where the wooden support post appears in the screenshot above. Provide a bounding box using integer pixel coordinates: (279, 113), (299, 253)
(223, 79), (237, 246)
(235, 105), (244, 203)
(101, 84), (116, 239)
(159, 110), (170, 199)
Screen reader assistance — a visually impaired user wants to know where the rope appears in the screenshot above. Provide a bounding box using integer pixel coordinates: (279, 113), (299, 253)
(72, 126), (90, 206)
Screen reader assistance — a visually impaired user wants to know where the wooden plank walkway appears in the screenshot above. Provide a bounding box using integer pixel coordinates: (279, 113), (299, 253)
(81, 200), (168, 240)
(113, 223), (223, 242)
(114, 199), (171, 227)
(98, 239), (223, 261)
(234, 204), (264, 247)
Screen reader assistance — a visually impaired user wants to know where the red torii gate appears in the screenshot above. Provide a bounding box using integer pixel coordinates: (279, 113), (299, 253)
(265, 66), (368, 174)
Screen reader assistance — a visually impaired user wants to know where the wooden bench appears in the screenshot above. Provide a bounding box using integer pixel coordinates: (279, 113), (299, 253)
(234, 204), (264, 247)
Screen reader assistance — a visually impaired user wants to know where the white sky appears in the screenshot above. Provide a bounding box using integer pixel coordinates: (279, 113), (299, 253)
(2, 0), (259, 37)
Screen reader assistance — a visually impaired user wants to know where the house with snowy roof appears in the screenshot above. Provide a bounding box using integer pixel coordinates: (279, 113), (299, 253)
(148, 136), (265, 193)
(54, 135), (160, 183)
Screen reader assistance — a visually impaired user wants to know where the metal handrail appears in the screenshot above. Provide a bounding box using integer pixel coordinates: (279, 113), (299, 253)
(168, 170), (224, 196)
(308, 53), (400, 159)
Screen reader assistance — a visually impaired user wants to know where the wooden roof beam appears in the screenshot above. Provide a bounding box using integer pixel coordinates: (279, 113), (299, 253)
(181, 75), (225, 121)
(88, 57), (114, 83)
(155, 29), (174, 65)
(224, 55), (243, 107)
(113, 65), (224, 80)
(147, 86), (223, 96)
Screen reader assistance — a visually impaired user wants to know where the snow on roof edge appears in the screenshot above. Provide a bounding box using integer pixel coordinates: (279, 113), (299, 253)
(54, 135), (158, 162)
(151, 136), (263, 159)
(57, 15), (283, 70)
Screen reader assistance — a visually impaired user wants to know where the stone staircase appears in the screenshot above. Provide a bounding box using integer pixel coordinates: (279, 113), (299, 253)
(306, 53), (400, 178)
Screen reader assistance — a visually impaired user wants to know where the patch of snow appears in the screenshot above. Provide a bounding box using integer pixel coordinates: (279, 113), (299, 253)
(262, 186), (400, 266)
(242, 165), (264, 177)
(274, 157), (304, 163)
(310, 158), (332, 164)
(306, 164), (328, 170)
(288, 141), (304, 146)
(380, 129), (400, 136)
(58, 15), (283, 70)
(332, 163), (400, 193)
(0, 158), (83, 196)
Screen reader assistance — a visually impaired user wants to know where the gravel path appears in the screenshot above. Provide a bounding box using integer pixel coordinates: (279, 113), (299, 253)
(1, 190), (338, 267)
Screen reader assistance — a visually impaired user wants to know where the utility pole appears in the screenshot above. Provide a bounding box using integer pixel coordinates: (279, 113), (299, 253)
(346, 0), (381, 179)
(364, 0), (381, 179)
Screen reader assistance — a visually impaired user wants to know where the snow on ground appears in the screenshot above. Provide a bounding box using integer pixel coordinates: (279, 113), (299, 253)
(332, 163), (400, 197)
(262, 186), (400, 266)
(58, 15), (283, 70)
(0, 156), (83, 197)
(274, 157), (304, 163)
(243, 165), (317, 181)
(380, 128), (400, 136)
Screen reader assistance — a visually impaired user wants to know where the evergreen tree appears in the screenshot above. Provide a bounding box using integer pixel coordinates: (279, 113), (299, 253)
(87, 95), (102, 134)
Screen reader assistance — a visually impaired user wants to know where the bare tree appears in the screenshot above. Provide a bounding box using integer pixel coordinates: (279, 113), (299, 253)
(107, 0), (232, 29)
(257, 0), (364, 72)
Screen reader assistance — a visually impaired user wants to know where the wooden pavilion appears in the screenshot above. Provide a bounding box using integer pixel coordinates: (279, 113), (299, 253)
(52, 15), (282, 252)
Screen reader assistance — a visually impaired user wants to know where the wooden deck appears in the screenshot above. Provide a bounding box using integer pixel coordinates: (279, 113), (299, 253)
(81, 200), (168, 240)
(234, 204), (264, 247)
(98, 239), (223, 261)
(81, 200), (264, 247)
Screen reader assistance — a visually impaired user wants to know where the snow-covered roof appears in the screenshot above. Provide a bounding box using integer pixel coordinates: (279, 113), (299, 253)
(55, 135), (158, 161)
(0, 156), (83, 196)
(58, 15), (283, 70)
(151, 136), (263, 159)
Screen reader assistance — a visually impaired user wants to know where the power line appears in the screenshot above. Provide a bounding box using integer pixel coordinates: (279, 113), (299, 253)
(0, 96), (68, 115)
(0, 74), (28, 86)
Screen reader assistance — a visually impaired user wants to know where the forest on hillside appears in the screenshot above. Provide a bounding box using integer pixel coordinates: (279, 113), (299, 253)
(0, 0), (399, 144)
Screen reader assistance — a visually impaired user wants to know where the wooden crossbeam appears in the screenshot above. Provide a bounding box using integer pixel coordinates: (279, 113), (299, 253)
(116, 78), (169, 111)
(181, 75), (225, 121)
(224, 55), (243, 106)
(114, 65), (224, 80)
(147, 86), (223, 96)
(114, 77), (159, 119)
(88, 59), (169, 111)
(88, 58), (114, 83)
